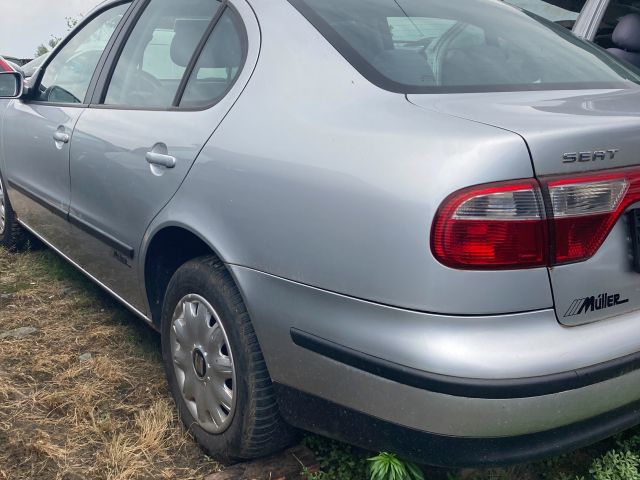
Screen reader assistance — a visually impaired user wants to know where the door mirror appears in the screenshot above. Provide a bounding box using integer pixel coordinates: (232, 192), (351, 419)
(0, 72), (24, 98)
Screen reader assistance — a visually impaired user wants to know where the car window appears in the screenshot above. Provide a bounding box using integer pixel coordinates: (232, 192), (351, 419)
(34, 3), (129, 104)
(103, 0), (222, 108)
(502, 0), (584, 23)
(594, 0), (640, 49)
(289, 0), (640, 93)
(22, 54), (49, 78)
(388, 17), (456, 44)
(179, 8), (245, 108)
(142, 29), (188, 81)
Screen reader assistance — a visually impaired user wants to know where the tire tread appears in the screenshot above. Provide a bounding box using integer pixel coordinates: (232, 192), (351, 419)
(0, 174), (26, 251)
(162, 254), (296, 462)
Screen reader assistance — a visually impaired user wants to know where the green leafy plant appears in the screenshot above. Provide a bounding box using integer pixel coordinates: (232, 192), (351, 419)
(618, 433), (640, 453)
(368, 452), (425, 480)
(301, 465), (326, 480)
(303, 435), (369, 480)
(589, 450), (640, 480)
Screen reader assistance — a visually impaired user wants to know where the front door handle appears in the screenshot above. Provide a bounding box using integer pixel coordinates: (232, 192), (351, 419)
(53, 131), (70, 143)
(146, 152), (176, 169)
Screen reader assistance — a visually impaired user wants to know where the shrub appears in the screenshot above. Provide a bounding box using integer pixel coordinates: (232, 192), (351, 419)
(368, 452), (425, 480)
(589, 450), (640, 480)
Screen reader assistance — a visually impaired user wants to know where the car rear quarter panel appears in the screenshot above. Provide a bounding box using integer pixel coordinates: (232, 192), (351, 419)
(145, 0), (553, 316)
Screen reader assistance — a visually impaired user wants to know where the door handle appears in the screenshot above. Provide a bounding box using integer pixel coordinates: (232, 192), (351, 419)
(145, 152), (176, 169)
(53, 131), (70, 143)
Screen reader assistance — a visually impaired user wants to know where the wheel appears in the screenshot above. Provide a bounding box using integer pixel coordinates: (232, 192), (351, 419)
(0, 171), (26, 251)
(161, 255), (296, 462)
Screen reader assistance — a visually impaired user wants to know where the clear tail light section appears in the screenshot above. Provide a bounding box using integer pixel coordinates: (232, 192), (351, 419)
(431, 167), (640, 270)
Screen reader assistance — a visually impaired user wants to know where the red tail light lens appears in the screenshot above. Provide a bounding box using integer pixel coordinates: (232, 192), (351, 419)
(431, 167), (640, 270)
(547, 173), (629, 264)
(431, 180), (548, 269)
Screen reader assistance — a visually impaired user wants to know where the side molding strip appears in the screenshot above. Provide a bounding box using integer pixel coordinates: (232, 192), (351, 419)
(68, 214), (135, 259)
(7, 179), (134, 259)
(7, 180), (68, 220)
(290, 328), (640, 399)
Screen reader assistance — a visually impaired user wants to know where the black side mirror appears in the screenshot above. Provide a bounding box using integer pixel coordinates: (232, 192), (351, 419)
(0, 72), (24, 99)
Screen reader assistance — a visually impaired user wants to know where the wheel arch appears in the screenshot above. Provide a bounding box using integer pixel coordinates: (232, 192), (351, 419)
(142, 223), (237, 327)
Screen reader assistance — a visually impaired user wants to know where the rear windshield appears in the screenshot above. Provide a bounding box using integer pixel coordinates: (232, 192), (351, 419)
(288, 0), (640, 93)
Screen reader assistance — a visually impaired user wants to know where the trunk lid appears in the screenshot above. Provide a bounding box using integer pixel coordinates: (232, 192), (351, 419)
(409, 88), (640, 325)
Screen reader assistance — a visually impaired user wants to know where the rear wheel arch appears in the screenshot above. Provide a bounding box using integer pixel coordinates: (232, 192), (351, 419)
(143, 225), (233, 327)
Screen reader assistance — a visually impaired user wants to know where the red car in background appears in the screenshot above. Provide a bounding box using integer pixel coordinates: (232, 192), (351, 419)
(0, 57), (15, 72)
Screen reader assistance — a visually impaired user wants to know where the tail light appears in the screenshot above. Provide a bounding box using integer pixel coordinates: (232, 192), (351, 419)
(431, 180), (547, 269)
(431, 167), (640, 270)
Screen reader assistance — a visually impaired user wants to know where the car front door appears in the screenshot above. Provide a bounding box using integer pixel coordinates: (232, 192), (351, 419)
(0, 3), (131, 249)
(66, 0), (257, 315)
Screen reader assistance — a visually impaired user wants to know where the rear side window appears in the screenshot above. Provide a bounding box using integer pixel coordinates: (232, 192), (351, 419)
(103, 0), (244, 108)
(179, 9), (245, 107)
(289, 0), (640, 93)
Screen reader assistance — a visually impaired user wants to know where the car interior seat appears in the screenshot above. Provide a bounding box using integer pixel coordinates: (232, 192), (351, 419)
(172, 17), (243, 106)
(607, 13), (640, 68)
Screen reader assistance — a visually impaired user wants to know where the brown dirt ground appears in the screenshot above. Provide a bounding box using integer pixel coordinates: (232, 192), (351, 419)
(0, 247), (220, 480)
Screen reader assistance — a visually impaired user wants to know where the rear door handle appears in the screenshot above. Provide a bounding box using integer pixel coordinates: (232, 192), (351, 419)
(53, 132), (70, 143)
(145, 152), (176, 169)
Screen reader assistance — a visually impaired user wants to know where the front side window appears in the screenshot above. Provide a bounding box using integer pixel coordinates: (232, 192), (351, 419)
(34, 3), (129, 104)
(289, 0), (640, 93)
(103, 0), (223, 108)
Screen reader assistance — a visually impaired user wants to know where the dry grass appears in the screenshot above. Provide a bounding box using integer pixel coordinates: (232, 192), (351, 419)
(0, 247), (220, 479)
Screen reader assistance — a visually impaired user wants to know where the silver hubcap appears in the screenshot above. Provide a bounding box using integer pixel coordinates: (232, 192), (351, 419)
(170, 294), (236, 434)
(0, 176), (6, 235)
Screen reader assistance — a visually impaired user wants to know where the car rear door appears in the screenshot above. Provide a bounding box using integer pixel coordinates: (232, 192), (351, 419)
(66, 0), (258, 314)
(0, 2), (130, 250)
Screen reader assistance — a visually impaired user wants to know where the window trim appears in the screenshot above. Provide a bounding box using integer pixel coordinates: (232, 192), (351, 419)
(287, 0), (414, 94)
(24, 0), (135, 108)
(91, 0), (249, 112)
(287, 0), (640, 94)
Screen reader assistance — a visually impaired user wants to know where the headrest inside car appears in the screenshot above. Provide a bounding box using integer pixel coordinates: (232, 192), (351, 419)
(170, 17), (243, 70)
(196, 16), (243, 69)
(612, 13), (640, 53)
(170, 19), (211, 67)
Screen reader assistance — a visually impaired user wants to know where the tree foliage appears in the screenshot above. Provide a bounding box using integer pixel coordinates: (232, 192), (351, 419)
(34, 16), (80, 58)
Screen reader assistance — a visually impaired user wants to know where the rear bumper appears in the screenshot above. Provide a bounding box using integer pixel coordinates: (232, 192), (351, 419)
(275, 384), (640, 467)
(230, 265), (640, 465)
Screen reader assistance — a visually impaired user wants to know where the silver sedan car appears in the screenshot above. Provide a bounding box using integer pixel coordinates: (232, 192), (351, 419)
(2, 0), (640, 467)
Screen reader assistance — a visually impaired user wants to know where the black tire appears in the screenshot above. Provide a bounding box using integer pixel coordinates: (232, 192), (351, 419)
(0, 171), (26, 251)
(161, 255), (296, 462)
